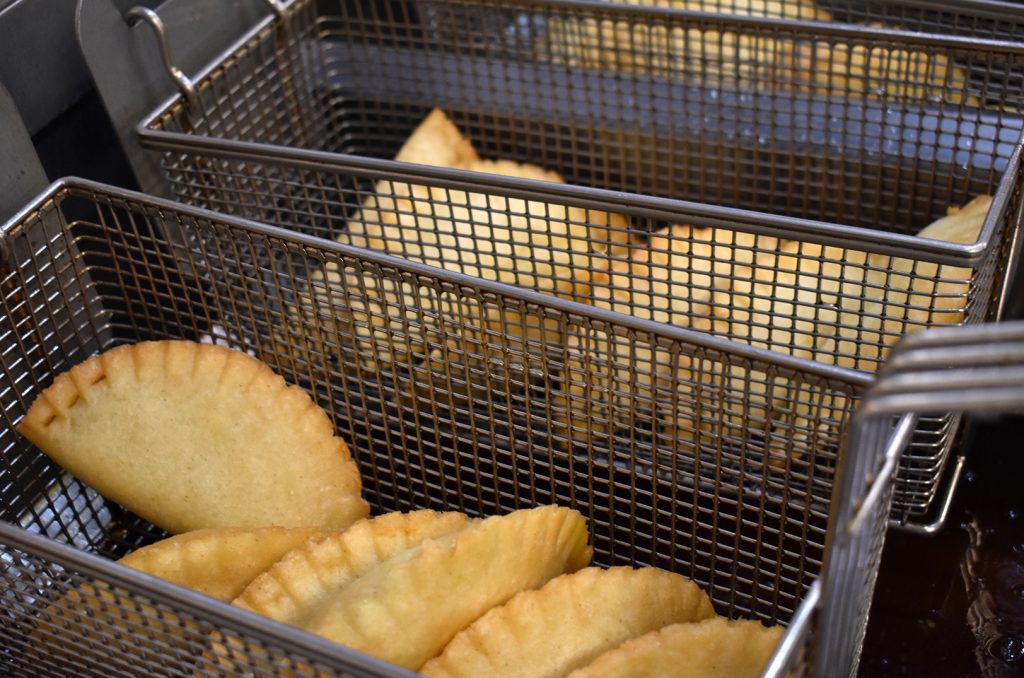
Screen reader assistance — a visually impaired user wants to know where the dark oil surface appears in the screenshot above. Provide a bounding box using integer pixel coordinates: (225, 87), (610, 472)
(859, 414), (1024, 677)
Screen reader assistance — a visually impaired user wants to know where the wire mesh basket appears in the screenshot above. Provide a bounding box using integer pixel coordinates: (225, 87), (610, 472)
(126, 0), (1024, 530)
(0, 177), (878, 676)
(4, 179), (1023, 676)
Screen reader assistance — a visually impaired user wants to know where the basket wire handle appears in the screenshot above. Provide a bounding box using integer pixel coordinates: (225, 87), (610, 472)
(125, 7), (199, 111)
(846, 413), (914, 536)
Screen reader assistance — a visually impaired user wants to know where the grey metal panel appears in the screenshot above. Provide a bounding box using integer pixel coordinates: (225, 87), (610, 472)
(76, 0), (274, 196)
(0, 0), (88, 136)
(0, 82), (48, 222)
(0, 0), (160, 135)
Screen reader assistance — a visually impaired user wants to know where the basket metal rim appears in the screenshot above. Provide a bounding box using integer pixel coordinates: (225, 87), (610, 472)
(136, 122), (1020, 267)
(355, 0), (1024, 51)
(888, 0), (1024, 22)
(0, 520), (413, 677)
(889, 452), (965, 534)
(0, 173), (846, 678)
(887, 312), (1024, 350)
(0, 176), (875, 388)
(857, 320), (1024, 416)
(762, 579), (821, 678)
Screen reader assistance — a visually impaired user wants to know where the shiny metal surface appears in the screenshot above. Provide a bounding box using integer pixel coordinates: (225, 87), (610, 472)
(0, 177), (887, 676)
(124, 0), (1024, 528)
(817, 319), (1024, 677)
(124, 7), (199, 110)
(76, 0), (275, 196)
(0, 83), (48, 222)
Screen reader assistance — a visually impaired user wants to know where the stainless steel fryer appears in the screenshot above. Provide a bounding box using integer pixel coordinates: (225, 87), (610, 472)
(1, 174), (1022, 676)
(77, 0), (1024, 529)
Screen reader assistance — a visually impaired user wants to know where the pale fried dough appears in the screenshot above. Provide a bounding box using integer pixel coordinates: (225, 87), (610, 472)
(543, 0), (826, 85)
(119, 527), (328, 602)
(395, 108), (481, 168)
(232, 510), (471, 627)
(806, 25), (974, 104)
(420, 566), (715, 677)
(567, 195), (989, 458)
(346, 109), (481, 248)
(17, 340), (368, 533)
(542, 0), (974, 106)
(302, 109), (631, 374)
(303, 505), (592, 669)
(560, 224), (723, 447)
(825, 195), (990, 371)
(567, 617), (784, 678)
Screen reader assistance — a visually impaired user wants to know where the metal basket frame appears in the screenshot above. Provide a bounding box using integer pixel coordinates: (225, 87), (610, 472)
(808, 1), (1024, 41)
(0, 176), (878, 677)
(114, 0), (1024, 530)
(2, 176), (1022, 676)
(526, 1), (1024, 41)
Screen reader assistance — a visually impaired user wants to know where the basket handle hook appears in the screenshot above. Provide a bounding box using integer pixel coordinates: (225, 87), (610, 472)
(125, 7), (200, 111)
(262, 0), (288, 21)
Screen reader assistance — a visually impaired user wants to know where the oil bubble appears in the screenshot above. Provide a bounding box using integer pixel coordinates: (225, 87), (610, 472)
(990, 636), (1024, 663)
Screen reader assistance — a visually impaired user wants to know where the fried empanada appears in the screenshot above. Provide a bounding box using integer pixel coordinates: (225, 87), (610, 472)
(298, 109), (631, 375)
(119, 527), (328, 602)
(825, 194), (991, 371)
(565, 195), (990, 460)
(303, 505), (592, 670)
(233, 510), (471, 626)
(542, 0), (973, 106)
(17, 341), (368, 533)
(567, 617), (784, 678)
(420, 566), (715, 677)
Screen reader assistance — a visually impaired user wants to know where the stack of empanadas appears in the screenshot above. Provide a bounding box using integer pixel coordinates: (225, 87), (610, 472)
(298, 109), (631, 372)
(41, 505), (782, 677)
(563, 194), (990, 458)
(19, 340), (787, 676)
(541, 0), (974, 105)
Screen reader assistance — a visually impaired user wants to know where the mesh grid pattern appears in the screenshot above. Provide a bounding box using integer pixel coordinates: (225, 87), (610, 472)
(0, 532), (383, 677)
(821, 1), (1024, 42)
(814, 320), (1024, 675)
(534, 2), (1024, 43)
(138, 0), (1024, 525)
(0, 181), (878, 676)
(816, 413), (907, 675)
(159, 1), (1024, 230)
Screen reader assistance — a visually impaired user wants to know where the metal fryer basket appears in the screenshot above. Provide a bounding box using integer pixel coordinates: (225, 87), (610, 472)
(125, 0), (1024, 529)
(0, 178), (874, 676)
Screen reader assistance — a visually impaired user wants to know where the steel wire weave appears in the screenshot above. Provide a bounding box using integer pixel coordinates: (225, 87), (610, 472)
(138, 0), (1024, 525)
(0, 180), (884, 676)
